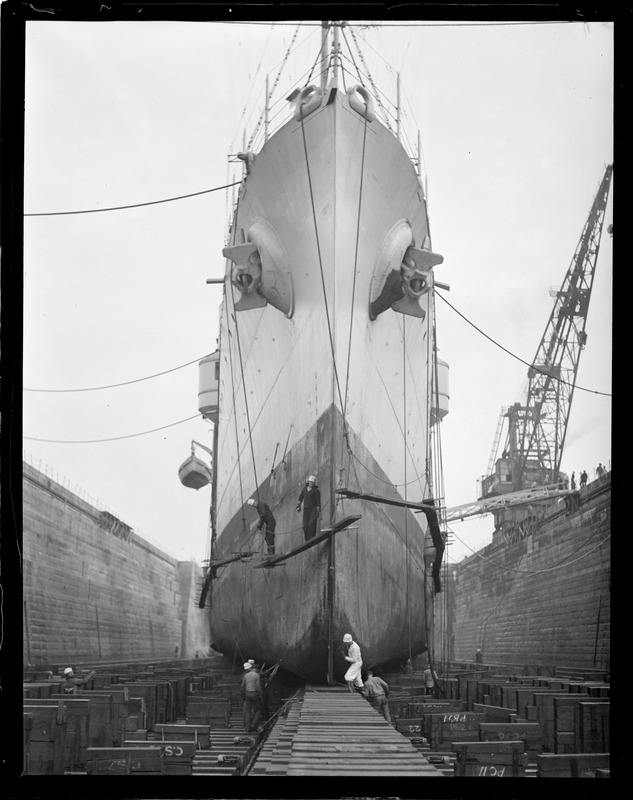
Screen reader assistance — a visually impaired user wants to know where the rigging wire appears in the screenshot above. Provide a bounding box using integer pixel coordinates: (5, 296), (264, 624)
(23, 413), (201, 444)
(246, 23), (302, 151)
(342, 114), (368, 422)
(205, 21), (567, 28)
(299, 113), (347, 418)
(219, 305), (247, 532)
(436, 291), (612, 397)
(24, 181), (241, 217)
(451, 517), (610, 576)
(24, 352), (214, 393)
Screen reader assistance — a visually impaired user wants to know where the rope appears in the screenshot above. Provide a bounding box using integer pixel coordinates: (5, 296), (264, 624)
(436, 292), (611, 398)
(402, 316), (413, 670)
(24, 181), (241, 217)
(299, 114), (347, 418)
(453, 518), (610, 577)
(222, 298), (247, 531)
(342, 113), (368, 421)
(23, 413), (200, 444)
(246, 23), (302, 151)
(24, 352), (214, 393)
(231, 296), (260, 501)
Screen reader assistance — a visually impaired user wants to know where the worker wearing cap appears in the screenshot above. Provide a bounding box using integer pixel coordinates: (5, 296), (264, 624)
(296, 475), (321, 541)
(60, 667), (96, 695)
(363, 670), (391, 722)
(240, 661), (264, 732)
(342, 633), (364, 693)
(246, 498), (276, 555)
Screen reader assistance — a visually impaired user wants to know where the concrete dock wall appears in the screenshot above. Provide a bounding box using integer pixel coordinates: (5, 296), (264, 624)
(22, 462), (210, 667)
(435, 475), (610, 670)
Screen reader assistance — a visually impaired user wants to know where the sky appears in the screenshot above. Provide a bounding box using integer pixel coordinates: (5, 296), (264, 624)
(21, 16), (613, 565)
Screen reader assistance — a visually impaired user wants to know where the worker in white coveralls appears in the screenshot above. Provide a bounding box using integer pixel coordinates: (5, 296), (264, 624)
(342, 633), (364, 693)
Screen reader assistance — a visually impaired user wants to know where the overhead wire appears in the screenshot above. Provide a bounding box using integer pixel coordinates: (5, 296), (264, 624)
(23, 413), (201, 444)
(451, 515), (610, 576)
(24, 352), (214, 393)
(24, 181), (241, 217)
(436, 291), (612, 397)
(203, 21), (566, 28)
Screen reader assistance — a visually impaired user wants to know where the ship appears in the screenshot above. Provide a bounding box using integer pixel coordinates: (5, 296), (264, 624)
(196, 23), (450, 684)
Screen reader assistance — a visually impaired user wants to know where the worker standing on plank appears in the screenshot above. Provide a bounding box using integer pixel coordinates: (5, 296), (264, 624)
(240, 661), (264, 732)
(247, 498), (276, 554)
(296, 474), (321, 541)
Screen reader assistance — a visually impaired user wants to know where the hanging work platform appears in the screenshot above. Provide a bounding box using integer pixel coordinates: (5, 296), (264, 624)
(254, 515), (362, 569)
(178, 454), (212, 490)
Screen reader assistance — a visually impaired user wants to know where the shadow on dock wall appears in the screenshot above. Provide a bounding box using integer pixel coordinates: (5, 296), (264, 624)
(22, 462), (210, 667)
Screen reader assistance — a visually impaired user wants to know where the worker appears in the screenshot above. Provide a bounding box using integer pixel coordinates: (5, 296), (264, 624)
(240, 660), (264, 732)
(363, 669), (391, 722)
(570, 472), (576, 490)
(60, 667), (96, 695)
(342, 633), (364, 693)
(247, 498), (276, 554)
(580, 470), (588, 488)
(423, 665), (437, 696)
(596, 463), (605, 478)
(296, 475), (321, 541)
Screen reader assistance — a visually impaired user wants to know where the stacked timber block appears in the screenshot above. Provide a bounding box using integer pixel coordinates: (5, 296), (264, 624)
(185, 695), (231, 726)
(23, 698), (91, 772)
(21, 704), (67, 775)
(154, 723), (212, 749)
(389, 664), (610, 777)
(535, 753), (610, 778)
(452, 741), (529, 777)
(124, 739), (197, 775)
(85, 746), (164, 775)
(21, 661), (226, 774)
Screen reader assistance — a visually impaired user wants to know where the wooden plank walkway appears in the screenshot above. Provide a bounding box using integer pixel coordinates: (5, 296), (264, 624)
(249, 686), (445, 776)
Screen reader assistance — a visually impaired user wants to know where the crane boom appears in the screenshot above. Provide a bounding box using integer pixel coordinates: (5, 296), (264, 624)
(480, 164), (612, 503)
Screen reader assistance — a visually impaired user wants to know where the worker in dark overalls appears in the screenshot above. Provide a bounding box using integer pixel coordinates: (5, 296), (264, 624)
(296, 475), (321, 541)
(247, 498), (276, 554)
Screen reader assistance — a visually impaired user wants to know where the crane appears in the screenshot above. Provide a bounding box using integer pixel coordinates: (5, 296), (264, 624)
(479, 164), (613, 511)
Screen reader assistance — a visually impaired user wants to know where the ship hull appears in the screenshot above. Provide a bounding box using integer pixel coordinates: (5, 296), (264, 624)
(209, 87), (438, 683)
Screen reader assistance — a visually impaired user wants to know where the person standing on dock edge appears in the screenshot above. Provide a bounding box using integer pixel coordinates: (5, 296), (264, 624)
(247, 498), (276, 554)
(363, 669), (391, 722)
(342, 633), (364, 693)
(296, 475), (321, 541)
(240, 661), (264, 732)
